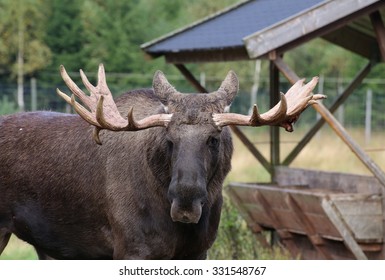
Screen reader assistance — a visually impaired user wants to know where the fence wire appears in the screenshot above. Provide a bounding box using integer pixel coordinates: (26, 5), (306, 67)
(1, 73), (385, 132)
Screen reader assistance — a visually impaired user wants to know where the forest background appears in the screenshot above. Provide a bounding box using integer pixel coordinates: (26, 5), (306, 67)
(1, 0), (385, 259)
(2, 0), (385, 126)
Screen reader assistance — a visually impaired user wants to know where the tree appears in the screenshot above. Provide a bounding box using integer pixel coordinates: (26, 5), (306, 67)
(43, 0), (85, 77)
(0, 0), (51, 111)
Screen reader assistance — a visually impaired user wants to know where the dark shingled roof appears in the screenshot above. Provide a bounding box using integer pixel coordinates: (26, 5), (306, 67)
(141, 0), (325, 59)
(142, 0), (385, 63)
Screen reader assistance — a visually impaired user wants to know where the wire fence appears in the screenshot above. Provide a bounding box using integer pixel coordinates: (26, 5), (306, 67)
(1, 72), (385, 134)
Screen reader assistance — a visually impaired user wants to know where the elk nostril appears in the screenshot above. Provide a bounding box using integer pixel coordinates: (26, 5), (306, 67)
(182, 214), (190, 222)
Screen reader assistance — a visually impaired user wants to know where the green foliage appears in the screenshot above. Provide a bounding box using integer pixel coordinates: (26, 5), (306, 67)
(209, 194), (259, 259)
(0, 95), (18, 115)
(209, 193), (291, 260)
(43, 0), (85, 76)
(0, 0), (52, 77)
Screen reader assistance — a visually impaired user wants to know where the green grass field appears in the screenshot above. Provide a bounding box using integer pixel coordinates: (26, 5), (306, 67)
(0, 235), (37, 260)
(1, 126), (384, 260)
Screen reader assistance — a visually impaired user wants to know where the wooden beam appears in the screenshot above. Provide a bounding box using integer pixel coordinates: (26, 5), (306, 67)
(321, 25), (379, 60)
(314, 102), (385, 190)
(254, 190), (300, 258)
(269, 58), (280, 180)
(165, 48), (250, 64)
(226, 187), (271, 247)
(285, 194), (331, 259)
(230, 126), (272, 174)
(321, 198), (368, 260)
(244, 0), (385, 59)
(272, 57), (373, 165)
(174, 64), (207, 93)
(370, 10), (385, 62)
(174, 64), (271, 173)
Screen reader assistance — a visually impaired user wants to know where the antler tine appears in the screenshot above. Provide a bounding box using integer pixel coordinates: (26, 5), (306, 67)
(96, 95), (129, 131)
(97, 63), (109, 92)
(285, 78), (305, 98)
(259, 93), (288, 125)
(213, 93), (288, 128)
(127, 107), (140, 131)
(287, 77), (322, 116)
(56, 88), (72, 104)
(56, 87), (99, 126)
(79, 69), (98, 107)
(57, 64), (174, 145)
(56, 87), (100, 127)
(213, 76), (325, 131)
(59, 65), (93, 110)
(95, 96), (171, 132)
(71, 95), (100, 127)
(249, 104), (262, 125)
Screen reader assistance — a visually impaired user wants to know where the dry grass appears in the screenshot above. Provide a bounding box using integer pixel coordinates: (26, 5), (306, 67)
(227, 126), (385, 184)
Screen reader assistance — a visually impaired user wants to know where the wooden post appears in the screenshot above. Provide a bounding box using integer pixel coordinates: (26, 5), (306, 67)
(254, 190), (300, 258)
(321, 198), (368, 260)
(250, 59), (262, 115)
(199, 72), (206, 89)
(365, 89), (373, 145)
(17, 1), (25, 112)
(316, 75), (324, 122)
(269, 53), (280, 181)
(337, 82), (344, 126)
(370, 11), (385, 62)
(174, 64), (207, 93)
(31, 77), (37, 111)
(285, 194), (331, 259)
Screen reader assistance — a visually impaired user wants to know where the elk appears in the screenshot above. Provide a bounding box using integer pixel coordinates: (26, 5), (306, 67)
(0, 64), (324, 259)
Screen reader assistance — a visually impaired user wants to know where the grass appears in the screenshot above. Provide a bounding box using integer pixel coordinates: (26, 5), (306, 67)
(2, 126), (385, 260)
(228, 126), (385, 182)
(0, 235), (37, 260)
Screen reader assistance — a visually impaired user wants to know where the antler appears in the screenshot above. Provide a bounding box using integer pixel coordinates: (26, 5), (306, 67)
(56, 64), (172, 144)
(212, 77), (326, 132)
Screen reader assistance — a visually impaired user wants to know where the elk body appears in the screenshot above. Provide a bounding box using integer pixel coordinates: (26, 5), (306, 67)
(0, 65), (323, 259)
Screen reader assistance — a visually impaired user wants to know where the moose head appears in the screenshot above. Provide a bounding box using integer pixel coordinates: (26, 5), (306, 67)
(57, 64), (324, 224)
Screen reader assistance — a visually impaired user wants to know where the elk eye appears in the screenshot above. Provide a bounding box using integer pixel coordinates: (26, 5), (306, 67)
(207, 136), (219, 149)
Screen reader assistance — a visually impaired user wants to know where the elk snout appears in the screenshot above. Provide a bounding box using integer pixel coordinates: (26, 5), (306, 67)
(170, 199), (203, 224)
(168, 174), (207, 224)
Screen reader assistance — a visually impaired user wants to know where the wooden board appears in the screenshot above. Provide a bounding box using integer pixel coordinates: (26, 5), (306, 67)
(229, 182), (383, 242)
(274, 166), (383, 194)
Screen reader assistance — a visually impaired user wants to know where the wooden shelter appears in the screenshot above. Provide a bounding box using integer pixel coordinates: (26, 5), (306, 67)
(141, 0), (385, 259)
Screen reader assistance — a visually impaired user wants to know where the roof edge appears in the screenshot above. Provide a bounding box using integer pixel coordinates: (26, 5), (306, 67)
(243, 0), (380, 59)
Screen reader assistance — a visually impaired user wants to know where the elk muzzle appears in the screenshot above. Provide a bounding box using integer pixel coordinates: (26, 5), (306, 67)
(168, 171), (207, 224)
(170, 199), (203, 224)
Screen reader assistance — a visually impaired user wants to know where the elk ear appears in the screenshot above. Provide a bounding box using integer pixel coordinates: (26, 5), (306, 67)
(153, 70), (178, 104)
(216, 70), (239, 107)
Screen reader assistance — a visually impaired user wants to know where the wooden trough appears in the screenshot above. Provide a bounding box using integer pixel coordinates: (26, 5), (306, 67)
(228, 167), (385, 260)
